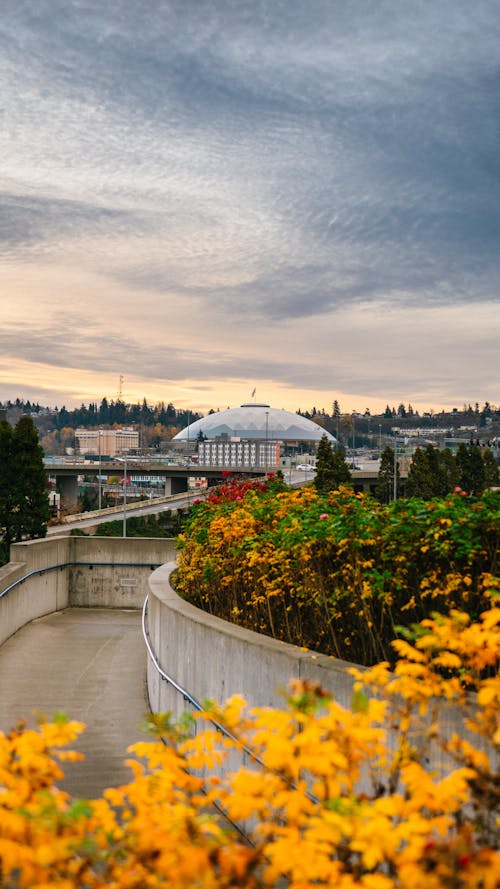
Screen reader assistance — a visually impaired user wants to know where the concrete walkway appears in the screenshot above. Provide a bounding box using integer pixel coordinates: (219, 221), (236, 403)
(0, 608), (150, 799)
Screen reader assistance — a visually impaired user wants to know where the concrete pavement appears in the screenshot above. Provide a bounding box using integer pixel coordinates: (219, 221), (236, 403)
(0, 608), (150, 799)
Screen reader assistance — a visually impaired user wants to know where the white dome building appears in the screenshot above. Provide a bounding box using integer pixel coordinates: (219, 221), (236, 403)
(173, 403), (336, 445)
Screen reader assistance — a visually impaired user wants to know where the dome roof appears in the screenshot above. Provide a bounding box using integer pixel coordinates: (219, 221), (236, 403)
(173, 403), (336, 443)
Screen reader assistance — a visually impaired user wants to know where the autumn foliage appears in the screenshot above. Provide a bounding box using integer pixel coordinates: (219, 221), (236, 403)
(1, 477), (499, 886)
(0, 600), (499, 888)
(175, 480), (499, 665)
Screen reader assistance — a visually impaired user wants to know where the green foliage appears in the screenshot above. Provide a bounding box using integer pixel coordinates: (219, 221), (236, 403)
(0, 540), (9, 565)
(407, 443), (496, 499)
(175, 485), (500, 667)
(375, 445), (399, 503)
(407, 445), (441, 498)
(483, 446), (500, 487)
(0, 420), (16, 548)
(0, 416), (50, 553)
(456, 442), (485, 495)
(314, 435), (352, 492)
(94, 509), (188, 538)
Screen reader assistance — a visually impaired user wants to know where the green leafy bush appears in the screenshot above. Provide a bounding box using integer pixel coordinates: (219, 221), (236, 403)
(175, 482), (500, 666)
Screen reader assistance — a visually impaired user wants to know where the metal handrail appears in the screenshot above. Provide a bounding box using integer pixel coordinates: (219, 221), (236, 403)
(0, 561), (162, 600)
(141, 592), (321, 810)
(141, 593), (259, 757)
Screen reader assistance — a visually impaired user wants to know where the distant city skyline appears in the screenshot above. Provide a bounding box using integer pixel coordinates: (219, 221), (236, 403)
(1, 1), (499, 415)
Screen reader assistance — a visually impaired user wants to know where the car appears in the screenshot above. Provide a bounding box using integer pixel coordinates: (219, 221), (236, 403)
(296, 463), (315, 471)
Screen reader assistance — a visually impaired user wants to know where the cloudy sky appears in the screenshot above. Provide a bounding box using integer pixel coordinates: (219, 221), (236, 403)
(1, 0), (499, 416)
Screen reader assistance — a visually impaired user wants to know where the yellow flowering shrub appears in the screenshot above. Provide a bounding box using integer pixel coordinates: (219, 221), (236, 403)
(1, 601), (498, 888)
(175, 483), (499, 666)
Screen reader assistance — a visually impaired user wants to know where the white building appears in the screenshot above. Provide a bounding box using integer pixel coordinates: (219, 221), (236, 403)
(198, 436), (280, 469)
(75, 427), (139, 457)
(173, 403), (336, 447)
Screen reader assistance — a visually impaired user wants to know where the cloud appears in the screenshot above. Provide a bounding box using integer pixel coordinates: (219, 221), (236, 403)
(1, 0), (499, 411)
(0, 191), (150, 257)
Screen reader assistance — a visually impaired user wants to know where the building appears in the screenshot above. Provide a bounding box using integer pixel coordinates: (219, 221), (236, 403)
(198, 435), (280, 469)
(75, 427), (139, 457)
(173, 403), (336, 449)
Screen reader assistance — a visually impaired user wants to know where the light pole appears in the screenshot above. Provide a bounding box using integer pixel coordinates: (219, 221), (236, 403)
(379, 424), (382, 452)
(116, 453), (128, 537)
(265, 410), (269, 470)
(98, 429), (103, 510)
(122, 450), (127, 537)
(393, 437), (403, 501)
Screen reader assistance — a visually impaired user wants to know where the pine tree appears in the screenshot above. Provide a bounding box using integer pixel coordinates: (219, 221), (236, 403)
(375, 446), (399, 503)
(0, 420), (16, 550)
(456, 443), (486, 496)
(438, 448), (461, 494)
(482, 448), (499, 488)
(424, 444), (446, 496)
(9, 416), (50, 543)
(314, 436), (352, 493)
(406, 446), (437, 499)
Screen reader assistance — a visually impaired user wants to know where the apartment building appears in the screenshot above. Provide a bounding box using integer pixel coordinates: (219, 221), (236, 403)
(75, 427), (139, 457)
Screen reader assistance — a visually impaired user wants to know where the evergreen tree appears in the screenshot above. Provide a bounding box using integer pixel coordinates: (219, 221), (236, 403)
(456, 443), (486, 496)
(314, 436), (352, 492)
(0, 420), (16, 549)
(10, 417), (50, 543)
(375, 446), (399, 503)
(99, 397), (110, 424)
(406, 446), (437, 499)
(482, 448), (499, 488)
(438, 447), (461, 494)
(424, 444), (447, 497)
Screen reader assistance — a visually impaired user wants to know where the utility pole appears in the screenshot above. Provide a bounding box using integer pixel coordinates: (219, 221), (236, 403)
(122, 451), (127, 538)
(98, 430), (103, 510)
(394, 439), (398, 501)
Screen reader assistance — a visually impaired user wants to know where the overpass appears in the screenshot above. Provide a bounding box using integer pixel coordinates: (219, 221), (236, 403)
(45, 458), (266, 510)
(46, 458), (404, 511)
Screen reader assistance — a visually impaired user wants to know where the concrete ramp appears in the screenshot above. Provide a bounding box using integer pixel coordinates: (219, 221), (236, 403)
(0, 608), (150, 799)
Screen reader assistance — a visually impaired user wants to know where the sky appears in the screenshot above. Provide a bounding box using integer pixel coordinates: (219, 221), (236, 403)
(1, 0), (499, 417)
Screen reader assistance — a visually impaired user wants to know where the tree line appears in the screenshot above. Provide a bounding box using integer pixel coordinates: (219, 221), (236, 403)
(315, 436), (499, 501)
(1, 397), (202, 431)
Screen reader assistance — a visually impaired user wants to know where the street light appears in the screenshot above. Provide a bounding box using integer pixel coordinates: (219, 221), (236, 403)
(116, 453), (128, 537)
(265, 410), (269, 471)
(394, 440), (398, 501)
(123, 451), (127, 537)
(98, 430), (103, 510)
(393, 436), (405, 501)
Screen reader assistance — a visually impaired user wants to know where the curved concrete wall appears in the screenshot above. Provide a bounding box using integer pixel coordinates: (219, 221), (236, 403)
(146, 562), (357, 721)
(0, 537), (176, 648)
(0, 537), (72, 648)
(1, 539), (492, 782)
(146, 563), (495, 778)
